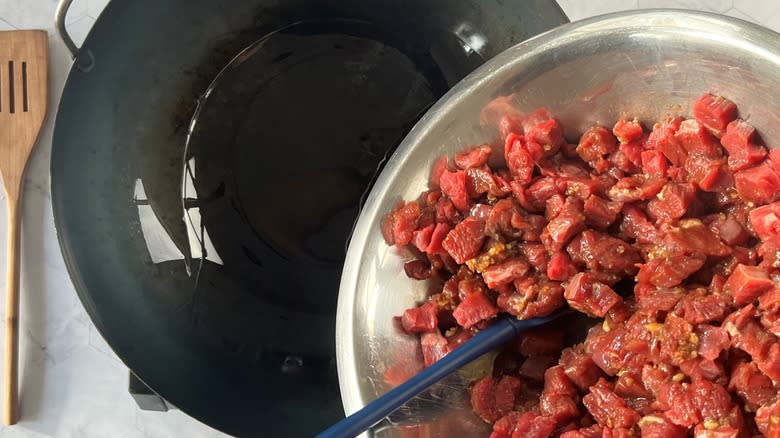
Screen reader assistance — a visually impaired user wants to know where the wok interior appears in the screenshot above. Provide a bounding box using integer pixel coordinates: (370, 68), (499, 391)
(339, 11), (780, 437)
(51, 0), (567, 436)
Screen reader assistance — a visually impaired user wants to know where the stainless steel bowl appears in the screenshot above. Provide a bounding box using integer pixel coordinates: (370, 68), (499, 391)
(337, 9), (780, 437)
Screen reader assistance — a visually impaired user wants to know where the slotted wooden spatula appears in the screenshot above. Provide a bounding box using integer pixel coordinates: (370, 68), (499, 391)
(0, 30), (48, 426)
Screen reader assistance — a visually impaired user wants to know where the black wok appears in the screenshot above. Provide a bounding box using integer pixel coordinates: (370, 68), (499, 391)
(50, 0), (567, 436)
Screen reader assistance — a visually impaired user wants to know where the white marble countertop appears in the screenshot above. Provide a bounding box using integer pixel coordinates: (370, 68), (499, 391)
(0, 0), (775, 437)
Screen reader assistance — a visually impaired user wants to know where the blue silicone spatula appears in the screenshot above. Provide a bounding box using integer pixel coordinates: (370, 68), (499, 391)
(315, 312), (564, 438)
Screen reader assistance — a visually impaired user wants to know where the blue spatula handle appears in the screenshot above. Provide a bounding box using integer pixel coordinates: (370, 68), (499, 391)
(316, 314), (559, 438)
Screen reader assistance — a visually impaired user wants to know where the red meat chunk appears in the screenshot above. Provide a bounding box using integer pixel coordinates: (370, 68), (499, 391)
(720, 119), (768, 171)
(659, 314), (698, 366)
(724, 264), (774, 306)
(613, 119), (644, 144)
(453, 291), (497, 329)
(696, 324), (730, 360)
(527, 118), (565, 153)
(730, 316), (774, 361)
(426, 222), (450, 254)
(665, 378), (734, 428)
(560, 425), (604, 438)
(440, 169), (471, 211)
(708, 213), (750, 246)
(647, 182), (696, 223)
(542, 205), (586, 252)
(728, 360), (775, 411)
(675, 118), (723, 158)
(442, 216), (486, 264)
(759, 287), (780, 312)
(400, 302), (438, 334)
(584, 195), (622, 230)
(560, 348), (603, 391)
(693, 93), (738, 136)
(403, 259), (431, 280)
(567, 230), (641, 275)
(755, 398), (780, 437)
(750, 200), (780, 240)
(540, 366), (580, 423)
(756, 342), (780, 381)
(547, 250), (578, 281)
(564, 272), (622, 317)
(648, 117), (685, 165)
(636, 285), (685, 312)
(638, 414), (687, 438)
(636, 254), (706, 288)
(734, 161), (780, 205)
(583, 378), (641, 429)
(490, 411), (557, 438)
(454, 144), (492, 169)
(505, 133), (535, 184)
(435, 197), (459, 224)
(420, 330), (448, 367)
(471, 376), (502, 422)
(482, 258), (529, 289)
(467, 168), (498, 198)
(608, 175), (666, 202)
(759, 237), (780, 269)
(663, 218), (731, 257)
(692, 424), (739, 438)
(621, 204), (662, 243)
(577, 126), (619, 163)
(611, 140), (644, 173)
(412, 224), (434, 253)
(382, 201), (420, 246)
(641, 149), (669, 176)
(615, 371), (651, 398)
(685, 154), (734, 193)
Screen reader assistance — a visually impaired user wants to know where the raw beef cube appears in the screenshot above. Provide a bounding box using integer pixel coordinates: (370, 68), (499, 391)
(734, 161), (780, 205)
(564, 272), (622, 317)
(720, 119), (767, 171)
(728, 360), (775, 411)
(724, 264), (774, 306)
(750, 200), (780, 240)
(583, 378), (641, 429)
(440, 169), (471, 211)
(577, 126), (619, 162)
(452, 291), (497, 329)
(547, 250), (578, 281)
(647, 182), (696, 223)
(454, 144), (492, 169)
(755, 398), (780, 437)
(382, 201), (420, 245)
(693, 93), (738, 136)
(400, 301), (438, 334)
(442, 216), (485, 263)
(641, 149), (668, 176)
(675, 118), (722, 158)
(613, 119), (644, 144)
(584, 195), (622, 230)
(482, 258), (530, 288)
(421, 329), (448, 367)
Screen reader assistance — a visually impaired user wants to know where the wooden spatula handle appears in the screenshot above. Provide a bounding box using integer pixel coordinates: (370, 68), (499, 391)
(3, 193), (20, 425)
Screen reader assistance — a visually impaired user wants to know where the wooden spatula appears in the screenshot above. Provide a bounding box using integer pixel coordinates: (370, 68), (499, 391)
(0, 30), (48, 426)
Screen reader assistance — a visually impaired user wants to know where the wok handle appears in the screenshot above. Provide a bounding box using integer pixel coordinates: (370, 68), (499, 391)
(54, 0), (79, 59)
